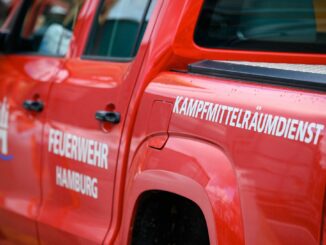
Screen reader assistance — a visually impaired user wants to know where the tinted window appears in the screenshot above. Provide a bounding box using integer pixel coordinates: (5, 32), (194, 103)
(0, 0), (21, 31)
(85, 0), (156, 59)
(20, 0), (84, 56)
(195, 0), (326, 53)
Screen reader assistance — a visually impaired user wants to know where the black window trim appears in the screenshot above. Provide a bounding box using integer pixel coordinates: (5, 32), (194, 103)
(80, 54), (133, 63)
(189, 60), (326, 92)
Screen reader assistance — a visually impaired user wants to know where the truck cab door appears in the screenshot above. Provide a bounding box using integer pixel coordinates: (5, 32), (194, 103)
(36, 0), (159, 244)
(0, 0), (82, 243)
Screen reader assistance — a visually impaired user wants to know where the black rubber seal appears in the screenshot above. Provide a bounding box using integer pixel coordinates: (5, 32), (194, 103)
(188, 60), (326, 92)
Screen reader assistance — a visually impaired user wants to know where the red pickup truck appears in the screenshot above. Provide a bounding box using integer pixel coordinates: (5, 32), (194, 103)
(0, 0), (325, 244)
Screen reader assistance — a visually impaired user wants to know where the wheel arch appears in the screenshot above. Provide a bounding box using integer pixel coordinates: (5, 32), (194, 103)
(118, 135), (245, 245)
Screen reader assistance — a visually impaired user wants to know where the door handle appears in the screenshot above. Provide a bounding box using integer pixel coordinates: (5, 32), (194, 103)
(23, 100), (44, 112)
(95, 111), (120, 124)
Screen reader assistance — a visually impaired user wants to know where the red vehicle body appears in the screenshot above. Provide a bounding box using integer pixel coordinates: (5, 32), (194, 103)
(0, 0), (325, 244)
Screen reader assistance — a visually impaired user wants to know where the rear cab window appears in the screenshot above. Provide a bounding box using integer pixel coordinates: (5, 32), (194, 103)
(195, 0), (326, 53)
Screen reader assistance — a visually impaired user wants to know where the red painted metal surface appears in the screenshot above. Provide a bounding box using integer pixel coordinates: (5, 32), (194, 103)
(0, 55), (62, 244)
(0, 0), (325, 244)
(130, 72), (326, 244)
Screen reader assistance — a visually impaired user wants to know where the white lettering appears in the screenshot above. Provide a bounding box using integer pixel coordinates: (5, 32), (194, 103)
(56, 165), (98, 199)
(275, 117), (287, 137)
(48, 128), (109, 169)
(179, 98), (188, 115)
(229, 108), (239, 127)
(195, 100), (205, 118)
(173, 96), (183, 114)
(187, 99), (198, 117)
(314, 124), (325, 145)
(287, 119), (298, 140)
(172, 96), (325, 146)
(206, 103), (219, 121)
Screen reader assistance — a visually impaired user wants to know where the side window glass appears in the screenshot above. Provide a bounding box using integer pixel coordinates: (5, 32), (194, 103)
(85, 0), (157, 59)
(0, 0), (21, 31)
(21, 0), (84, 56)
